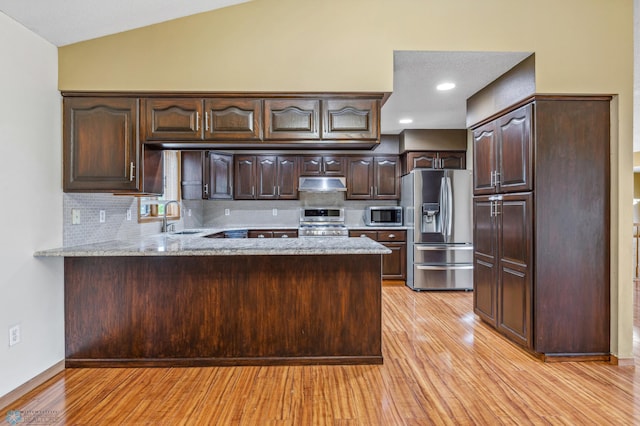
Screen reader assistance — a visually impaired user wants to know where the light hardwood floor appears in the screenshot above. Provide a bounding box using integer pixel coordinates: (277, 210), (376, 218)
(3, 285), (640, 425)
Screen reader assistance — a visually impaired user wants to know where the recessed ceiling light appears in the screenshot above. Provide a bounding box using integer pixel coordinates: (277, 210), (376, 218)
(399, 118), (413, 124)
(437, 82), (456, 91)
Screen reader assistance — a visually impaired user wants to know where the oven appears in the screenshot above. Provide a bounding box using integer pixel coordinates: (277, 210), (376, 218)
(298, 208), (348, 237)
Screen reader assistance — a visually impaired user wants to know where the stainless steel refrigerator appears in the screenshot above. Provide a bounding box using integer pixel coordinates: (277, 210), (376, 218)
(401, 169), (473, 290)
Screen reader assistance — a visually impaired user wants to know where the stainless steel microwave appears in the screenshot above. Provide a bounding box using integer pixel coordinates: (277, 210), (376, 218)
(364, 206), (403, 226)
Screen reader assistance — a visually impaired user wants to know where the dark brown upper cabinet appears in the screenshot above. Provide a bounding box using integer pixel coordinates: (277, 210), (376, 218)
(234, 155), (298, 200)
(472, 104), (532, 195)
(203, 99), (262, 141)
(181, 151), (234, 200)
(142, 98), (203, 141)
(402, 151), (466, 173)
(299, 155), (346, 176)
(63, 97), (162, 194)
(264, 99), (320, 140)
(321, 99), (379, 140)
(205, 152), (234, 199)
(346, 156), (400, 200)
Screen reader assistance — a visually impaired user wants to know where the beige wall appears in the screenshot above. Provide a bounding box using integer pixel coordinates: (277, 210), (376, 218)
(58, 0), (634, 358)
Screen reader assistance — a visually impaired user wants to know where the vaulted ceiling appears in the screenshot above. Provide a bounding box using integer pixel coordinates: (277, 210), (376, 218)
(0, 1), (530, 134)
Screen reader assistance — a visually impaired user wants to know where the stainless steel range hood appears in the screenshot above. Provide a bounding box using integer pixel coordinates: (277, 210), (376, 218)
(298, 177), (347, 192)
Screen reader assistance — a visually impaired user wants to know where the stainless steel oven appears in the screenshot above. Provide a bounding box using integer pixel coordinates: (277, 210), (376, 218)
(298, 208), (348, 237)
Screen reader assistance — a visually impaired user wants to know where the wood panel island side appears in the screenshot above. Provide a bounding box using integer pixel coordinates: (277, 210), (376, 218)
(35, 233), (389, 367)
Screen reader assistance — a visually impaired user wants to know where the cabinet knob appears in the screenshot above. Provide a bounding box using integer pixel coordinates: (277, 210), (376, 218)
(281, 234), (289, 238)
(258, 234), (265, 238)
(388, 234), (396, 239)
(360, 234), (367, 238)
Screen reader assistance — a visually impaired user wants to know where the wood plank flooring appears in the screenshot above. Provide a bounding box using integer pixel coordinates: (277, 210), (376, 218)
(3, 286), (640, 425)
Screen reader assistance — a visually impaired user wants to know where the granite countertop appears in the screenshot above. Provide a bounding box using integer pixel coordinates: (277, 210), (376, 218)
(34, 228), (391, 257)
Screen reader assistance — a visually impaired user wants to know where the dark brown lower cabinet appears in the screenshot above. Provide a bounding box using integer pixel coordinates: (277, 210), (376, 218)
(474, 193), (532, 348)
(350, 230), (406, 280)
(64, 255), (382, 367)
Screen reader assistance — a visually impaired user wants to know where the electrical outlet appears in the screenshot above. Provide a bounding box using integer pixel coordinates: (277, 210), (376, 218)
(9, 324), (20, 347)
(225, 209), (230, 216)
(272, 208), (278, 216)
(71, 209), (80, 225)
(99, 210), (106, 223)
(126, 209), (132, 221)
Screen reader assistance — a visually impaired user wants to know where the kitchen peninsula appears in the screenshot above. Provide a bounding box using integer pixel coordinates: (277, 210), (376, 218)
(36, 232), (390, 367)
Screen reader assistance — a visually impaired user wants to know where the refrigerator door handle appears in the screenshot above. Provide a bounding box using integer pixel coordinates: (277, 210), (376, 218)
(439, 177), (447, 238)
(445, 176), (453, 239)
(416, 245), (473, 251)
(416, 265), (474, 271)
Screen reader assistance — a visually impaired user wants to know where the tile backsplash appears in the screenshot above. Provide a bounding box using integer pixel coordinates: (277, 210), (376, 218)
(63, 193), (397, 246)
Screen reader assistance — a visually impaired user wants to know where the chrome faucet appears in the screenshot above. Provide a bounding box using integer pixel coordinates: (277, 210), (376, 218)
(162, 200), (180, 233)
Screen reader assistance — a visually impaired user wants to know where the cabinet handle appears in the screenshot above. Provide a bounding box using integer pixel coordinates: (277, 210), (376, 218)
(495, 171), (501, 187)
(281, 234), (289, 238)
(129, 162), (135, 181)
(195, 112), (200, 131)
(360, 234), (367, 238)
(251, 186), (255, 196)
(204, 183), (209, 196)
(258, 234), (265, 238)
(205, 111), (210, 131)
(371, 186), (374, 196)
(388, 234), (396, 239)
(494, 201), (501, 216)
(490, 171), (495, 188)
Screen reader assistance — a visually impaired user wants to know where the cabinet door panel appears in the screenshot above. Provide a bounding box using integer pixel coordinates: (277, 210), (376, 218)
(499, 195), (532, 266)
(257, 156), (278, 199)
(346, 157), (374, 199)
(408, 152), (438, 171)
(473, 198), (496, 258)
(273, 230), (298, 238)
(473, 196), (498, 325)
(207, 153), (234, 199)
(264, 99), (320, 140)
(382, 243), (406, 280)
(322, 99), (379, 139)
(499, 266), (530, 347)
(234, 155), (256, 199)
(181, 151), (204, 200)
(143, 98), (203, 140)
(204, 98), (262, 141)
(299, 156), (323, 176)
(472, 123), (497, 194)
(276, 156), (299, 200)
(497, 193), (532, 348)
(474, 257), (497, 325)
(64, 97), (138, 192)
(439, 152), (466, 169)
(248, 231), (273, 238)
(323, 156), (346, 176)
(374, 157), (400, 199)
(498, 104), (532, 193)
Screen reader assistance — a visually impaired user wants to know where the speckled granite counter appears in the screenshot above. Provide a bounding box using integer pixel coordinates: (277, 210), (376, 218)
(34, 229), (391, 257)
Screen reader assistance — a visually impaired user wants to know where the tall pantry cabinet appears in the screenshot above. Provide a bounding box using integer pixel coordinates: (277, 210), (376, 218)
(471, 95), (611, 360)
